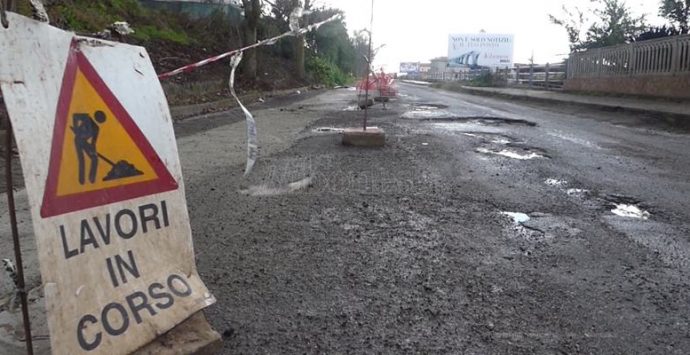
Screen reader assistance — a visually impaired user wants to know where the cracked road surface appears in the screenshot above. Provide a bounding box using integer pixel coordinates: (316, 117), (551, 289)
(184, 82), (690, 354)
(3, 76), (688, 354)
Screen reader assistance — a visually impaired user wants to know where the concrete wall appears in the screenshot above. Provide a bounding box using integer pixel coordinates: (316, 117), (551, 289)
(564, 75), (690, 99)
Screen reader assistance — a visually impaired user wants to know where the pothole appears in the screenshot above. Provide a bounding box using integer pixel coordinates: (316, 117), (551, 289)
(312, 127), (345, 133)
(401, 110), (456, 120)
(545, 178), (567, 187)
(410, 103), (448, 110)
(601, 194), (650, 220)
(611, 204), (651, 219)
(501, 212), (530, 224)
(603, 194), (641, 205)
(566, 188), (589, 196)
(476, 147), (547, 160)
(463, 132), (514, 144)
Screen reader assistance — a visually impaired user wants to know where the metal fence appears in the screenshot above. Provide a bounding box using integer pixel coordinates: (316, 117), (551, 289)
(567, 35), (690, 78)
(422, 64), (567, 90)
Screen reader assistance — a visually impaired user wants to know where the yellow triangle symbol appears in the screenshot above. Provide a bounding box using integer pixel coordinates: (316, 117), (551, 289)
(41, 43), (178, 218)
(55, 68), (158, 196)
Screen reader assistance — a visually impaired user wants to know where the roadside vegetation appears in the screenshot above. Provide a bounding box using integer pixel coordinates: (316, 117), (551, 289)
(550, 0), (690, 51)
(18, 0), (371, 105)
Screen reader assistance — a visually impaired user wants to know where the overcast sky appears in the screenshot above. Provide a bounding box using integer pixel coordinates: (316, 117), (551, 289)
(317, 0), (665, 71)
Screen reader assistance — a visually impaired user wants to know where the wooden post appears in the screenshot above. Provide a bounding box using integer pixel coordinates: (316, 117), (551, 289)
(515, 64), (520, 85)
(544, 63), (550, 90)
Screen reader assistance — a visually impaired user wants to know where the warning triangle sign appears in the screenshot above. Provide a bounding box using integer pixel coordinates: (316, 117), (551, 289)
(41, 41), (178, 218)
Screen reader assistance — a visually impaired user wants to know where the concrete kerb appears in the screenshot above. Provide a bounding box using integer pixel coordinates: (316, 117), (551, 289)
(169, 86), (314, 121)
(457, 86), (690, 122)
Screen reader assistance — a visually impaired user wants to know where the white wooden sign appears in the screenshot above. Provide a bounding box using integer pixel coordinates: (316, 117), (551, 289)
(0, 13), (215, 354)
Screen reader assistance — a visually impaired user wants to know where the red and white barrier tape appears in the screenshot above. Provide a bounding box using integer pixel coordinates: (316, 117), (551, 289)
(158, 13), (340, 80)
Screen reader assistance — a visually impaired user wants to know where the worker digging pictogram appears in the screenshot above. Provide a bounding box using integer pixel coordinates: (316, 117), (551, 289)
(71, 109), (143, 184)
(40, 40), (178, 218)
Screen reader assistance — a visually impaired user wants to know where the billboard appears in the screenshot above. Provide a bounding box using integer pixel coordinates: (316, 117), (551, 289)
(399, 62), (420, 74)
(448, 33), (514, 69)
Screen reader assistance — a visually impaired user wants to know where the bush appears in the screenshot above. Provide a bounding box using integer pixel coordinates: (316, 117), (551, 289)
(468, 71), (507, 87)
(306, 56), (353, 87)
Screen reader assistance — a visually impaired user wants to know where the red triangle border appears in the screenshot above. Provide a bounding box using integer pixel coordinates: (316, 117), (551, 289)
(40, 39), (178, 218)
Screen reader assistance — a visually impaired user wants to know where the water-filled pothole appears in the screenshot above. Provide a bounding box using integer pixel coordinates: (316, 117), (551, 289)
(611, 204), (651, 219)
(601, 194), (650, 219)
(463, 132), (514, 145)
(412, 103), (449, 110)
(405, 114), (536, 127)
(477, 146), (548, 160)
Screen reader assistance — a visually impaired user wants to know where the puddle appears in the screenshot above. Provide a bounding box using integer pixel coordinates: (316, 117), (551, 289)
(402, 110), (456, 120)
(545, 178), (567, 187)
(566, 188), (588, 196)
(611, 204), (651, 220)
(462, 132), (514, 144)
(410, 114), (536, 126)
(240, 177), (313, 197)
(491, 137), (511, 145)
(342, 105), (360, 111)
(502, 212), (531, 224)
(409, 103), (448, 110)
(477, 147), (546, 160)
(312, 127), (345, 133)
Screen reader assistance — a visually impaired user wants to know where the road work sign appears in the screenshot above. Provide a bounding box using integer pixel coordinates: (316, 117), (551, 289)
(0, 13), (214, 355)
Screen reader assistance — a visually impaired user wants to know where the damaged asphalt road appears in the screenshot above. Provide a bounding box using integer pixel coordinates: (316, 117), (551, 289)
(180, 83), (690, 353)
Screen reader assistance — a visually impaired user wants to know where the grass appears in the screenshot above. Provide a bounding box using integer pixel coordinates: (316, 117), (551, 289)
(44, 0), (191, 45)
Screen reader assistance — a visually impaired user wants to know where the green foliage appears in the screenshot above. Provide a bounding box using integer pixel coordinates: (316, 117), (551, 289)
(467, 71), (507, 88)
(45, 1), (215, 45)
(131, 25), (190, 45)
(550, 0), (646, 51)
(48, 0), (143, 32)
(306, 55), (353, 87)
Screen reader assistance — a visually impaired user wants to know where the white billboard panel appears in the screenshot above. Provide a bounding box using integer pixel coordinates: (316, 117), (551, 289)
(399, 62), (420, 74)
(448, 33), (514, 68)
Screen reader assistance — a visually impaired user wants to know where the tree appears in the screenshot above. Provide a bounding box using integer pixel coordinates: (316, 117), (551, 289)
(549, 6), (585, 52)
(550, 0), (646, 51)
(659, 0), (690, 33)
(241, 0), (262, 79)
(631, 25), (681, 41)
(267, 0), (311, 79)
(306, 8), (355, 73)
